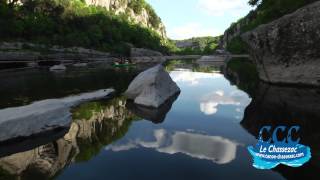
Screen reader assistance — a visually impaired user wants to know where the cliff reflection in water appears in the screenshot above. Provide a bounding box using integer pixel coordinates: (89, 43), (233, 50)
(0, 96), (140, 179)
(225, 58), (320, 179)
(241, 82), (320, 179)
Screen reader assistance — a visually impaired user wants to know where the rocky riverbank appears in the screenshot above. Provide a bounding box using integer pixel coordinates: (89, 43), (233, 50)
(0, 43), (208, 70)
(0, 42), (111, 62)
(241, 1), (320, 86)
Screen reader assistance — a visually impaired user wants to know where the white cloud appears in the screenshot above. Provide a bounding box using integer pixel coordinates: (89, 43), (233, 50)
(197, 0), (251, 17)
(199, 89), (252, 115)
(170, 70), (223, 86)
(200, 90), (240, 115)
(168, 22), (221, 40)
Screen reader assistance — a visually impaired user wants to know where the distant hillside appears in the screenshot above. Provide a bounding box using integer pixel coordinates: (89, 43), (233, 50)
(0, 0), (172, 55)
(173, 36), (220, 55)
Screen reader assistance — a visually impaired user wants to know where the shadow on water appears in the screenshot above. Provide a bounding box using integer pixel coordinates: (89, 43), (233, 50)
(0, 62), (142, 109)
(226, 58), (320, 179)
(241, 82), (320, 179)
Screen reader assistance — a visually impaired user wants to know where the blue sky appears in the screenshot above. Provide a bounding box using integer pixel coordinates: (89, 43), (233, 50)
(146, 0), (253, 40)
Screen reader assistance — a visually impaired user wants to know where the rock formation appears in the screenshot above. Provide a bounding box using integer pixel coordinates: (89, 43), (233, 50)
(241, 1), (320, 86)
(125, 65), (180, 108)
(130, 48), (166, 63)
(0, 42), (111, 62)
(131, 48), (163, 57)
(84, 0), (167, 38)
(126, 92), (179, 123)
(0, 96), (138, 179)
(0, 89), (114, 142)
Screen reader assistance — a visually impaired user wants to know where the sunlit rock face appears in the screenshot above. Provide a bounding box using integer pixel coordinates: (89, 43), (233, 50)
(242, 1), (320, 86)
(125, 65), (181, 108)
(84, 0), (167, 38)
(0, 97), (138, 179)
(107, 129), (239, 164)
(241, 82), (320, 179)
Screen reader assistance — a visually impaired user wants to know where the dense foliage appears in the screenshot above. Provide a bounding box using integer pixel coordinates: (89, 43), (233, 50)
(226, 0), (318, 54)
(226, 58), (259, 97)
(173, 36), (220, 55)
(0, 0), (171, 55)
(226, 36), (248, 54)
(242, 0), (318, 32)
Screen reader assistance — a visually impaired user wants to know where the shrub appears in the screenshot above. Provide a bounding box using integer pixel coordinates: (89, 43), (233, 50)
(226, 36), (248, 54)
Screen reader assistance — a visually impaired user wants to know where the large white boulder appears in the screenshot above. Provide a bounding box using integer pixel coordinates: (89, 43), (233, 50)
(125, 65), (180, 108)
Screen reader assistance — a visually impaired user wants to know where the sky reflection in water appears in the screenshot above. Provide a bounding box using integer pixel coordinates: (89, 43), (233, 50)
(0, 62), (287, 180)
(58, 67), (284, 180)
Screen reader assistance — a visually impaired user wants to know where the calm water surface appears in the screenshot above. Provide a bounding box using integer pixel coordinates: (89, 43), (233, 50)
(0, 59), (319, 180)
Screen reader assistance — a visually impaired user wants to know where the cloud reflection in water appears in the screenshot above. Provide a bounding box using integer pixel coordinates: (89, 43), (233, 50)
(106, 129), (239, 164)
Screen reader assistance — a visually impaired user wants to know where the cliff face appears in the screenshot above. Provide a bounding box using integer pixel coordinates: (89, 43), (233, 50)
(219, 17), (251, 49)
(241, 1), (320, 86)
(85, 0), (167, 38)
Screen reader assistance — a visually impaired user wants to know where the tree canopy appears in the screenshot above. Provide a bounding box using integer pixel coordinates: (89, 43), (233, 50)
(0, 0), (173, 55)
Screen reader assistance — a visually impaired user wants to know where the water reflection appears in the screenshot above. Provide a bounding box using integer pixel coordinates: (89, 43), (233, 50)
(107, 129), (239, 164)
(0, 96), (139, 179)
(0, 63), (140, 108)
(241, 82), (320, 179)
(0, 58), (308, 180)
(126, 93), (180, 123)
(200, 90), (249, 115)
(171, 71), (223, 86)
(226, 58), (320, 179)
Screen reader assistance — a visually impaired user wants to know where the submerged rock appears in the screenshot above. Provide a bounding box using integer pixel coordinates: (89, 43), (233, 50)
(126, 92), (180, 123)
(50, 64), (66, 71)
(242, 1), (320, 86)
(0, 89), (114, 142)
(125, 65), (180, 108)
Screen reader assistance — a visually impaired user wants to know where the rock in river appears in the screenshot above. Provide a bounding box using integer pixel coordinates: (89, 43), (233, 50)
(241, 1), (320, 86)
(0, 89), (114, 142)
(125, 64), (180, 108)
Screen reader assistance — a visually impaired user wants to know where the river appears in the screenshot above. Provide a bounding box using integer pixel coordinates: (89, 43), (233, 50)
(0, 58), (319, 180)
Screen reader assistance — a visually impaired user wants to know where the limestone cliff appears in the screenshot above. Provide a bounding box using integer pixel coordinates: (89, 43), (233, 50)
(219, 16), (252, 49)
(84, 0), (167, 38)
(242, 1), (320, 86)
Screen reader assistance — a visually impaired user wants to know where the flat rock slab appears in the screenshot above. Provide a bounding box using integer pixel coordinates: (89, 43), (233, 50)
(125, 64), (180, 108)
(0, 89), (114, 142)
